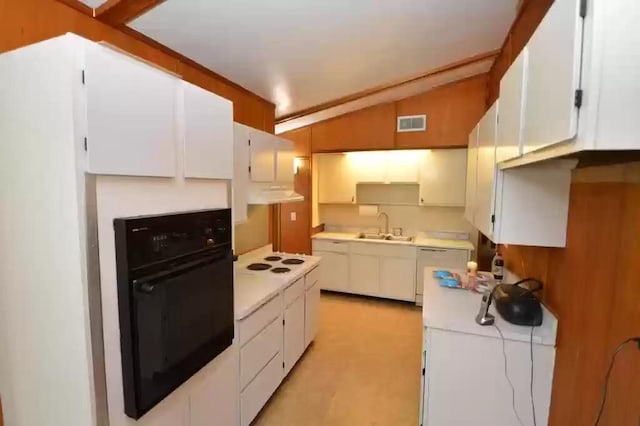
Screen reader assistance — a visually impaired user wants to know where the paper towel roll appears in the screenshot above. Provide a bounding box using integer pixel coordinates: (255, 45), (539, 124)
(358, 205), (379, 216)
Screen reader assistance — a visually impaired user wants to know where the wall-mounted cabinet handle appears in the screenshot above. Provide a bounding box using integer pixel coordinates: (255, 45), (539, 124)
(351, 196), (355, 203)
(420, 248), (447, 253)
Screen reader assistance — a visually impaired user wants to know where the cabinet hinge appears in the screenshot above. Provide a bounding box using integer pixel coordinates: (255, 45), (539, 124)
(248, 166), (252, 173)
(248, 139), (251, 146)
(81, 70), (85, 85)
(282, 318), (285, 326)
(422, 368), (425, 376)
(491, 214), (495, 224)
(282, 362), (285, 369)
(579, 0), (587, 18)
(83, 137), (88, 151)
(574, 89), (584, 108)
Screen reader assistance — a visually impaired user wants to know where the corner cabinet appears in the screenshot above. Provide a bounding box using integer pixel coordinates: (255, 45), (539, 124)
(418, 149), (467, 207)
(474, 102), (499, 240)
(317, 154), (357, 204)
(464, 127), (479, 224)
(233, 123), (250, 224)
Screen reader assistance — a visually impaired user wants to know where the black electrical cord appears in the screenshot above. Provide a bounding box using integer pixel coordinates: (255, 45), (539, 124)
(593, 337), (640, 426)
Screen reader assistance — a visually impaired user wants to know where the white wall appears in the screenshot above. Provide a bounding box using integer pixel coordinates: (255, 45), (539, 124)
(320, 204), (477, 242)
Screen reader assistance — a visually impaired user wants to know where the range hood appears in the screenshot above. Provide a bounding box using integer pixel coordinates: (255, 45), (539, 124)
(247, 183), (304, 204)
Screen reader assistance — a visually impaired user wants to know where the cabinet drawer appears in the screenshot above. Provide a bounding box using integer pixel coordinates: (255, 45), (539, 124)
(238, 294), (282, 346)
(418, 247), (469, 268)
(312, 239), (350, 253)
(240, 316), (282, 390)
(284, 277), (304, 308)
(240, 351), (283, 426)
(305, 266), (320, 290)
(350, 241), (416, 258)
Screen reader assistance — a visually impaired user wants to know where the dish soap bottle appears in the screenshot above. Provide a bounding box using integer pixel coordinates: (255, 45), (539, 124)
(491, 251), (504, 284)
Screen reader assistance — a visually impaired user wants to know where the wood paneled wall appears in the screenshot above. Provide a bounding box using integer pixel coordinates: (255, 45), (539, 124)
(282, 74), (487, 153)
(0, 0), (275, 131)
(490, 2), (640, 424)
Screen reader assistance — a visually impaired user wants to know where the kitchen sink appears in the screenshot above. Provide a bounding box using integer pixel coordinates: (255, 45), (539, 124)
(385, 235), (414, 242)
(357, 233), (414, 242)
(358, 233), (388, 240)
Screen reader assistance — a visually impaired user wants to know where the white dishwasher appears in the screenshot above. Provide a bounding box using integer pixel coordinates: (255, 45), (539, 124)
(416, 247), (470, 305)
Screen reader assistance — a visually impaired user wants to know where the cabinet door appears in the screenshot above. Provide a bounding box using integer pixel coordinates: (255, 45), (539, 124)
(283, 294), (305, 375)
(190, 348), (239, 426)
(183, 81), (233, 179)
(233, 123), (249, 224)
(385, 151), (419, 183)
(317, 154), (357, 204)
(464, 127), (479, 224)
(497, 48), (527, 163)
(304, 281), (321, 348)
(249, 130), (276, 182)
(475, 102), (498, 239)
(85, 44), (177, 177)
(349, 254), (379, 296)
(379, 257), (416, 301)
(275, 137), (295, 183)
(419, 149), (467, 206)
(349, 151), (387, 183)
(314, 251), (349, 292)
(524, 0), (583, 153)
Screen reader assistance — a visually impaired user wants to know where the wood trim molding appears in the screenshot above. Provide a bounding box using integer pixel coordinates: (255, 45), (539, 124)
(276, 49), (499, 124)
(95, 0), (165, 26)
(54, 0), (94, 16)
(119, 27), (274, 106)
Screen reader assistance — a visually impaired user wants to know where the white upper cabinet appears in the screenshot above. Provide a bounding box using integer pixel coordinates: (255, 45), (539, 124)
(348, 151), (419, 183)
(317, 154), (357, 204)
(84, 43), (177, 177)
(182, 81), (233, 179)
(475, 102), (499, 240)
(523, 0), (583, 154)
(419, 149), (467, 207)
(233, 123), (250, 224)
(497, 48), (528, 163)
(275, 138), (295, 183)
(464, 127), (479, 224)
(385, 151), (420, 183)
(248, 130), (276, 182)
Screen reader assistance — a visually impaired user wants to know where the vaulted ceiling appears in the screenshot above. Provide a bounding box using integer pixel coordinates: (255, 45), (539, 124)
(81, 0), (517, 120)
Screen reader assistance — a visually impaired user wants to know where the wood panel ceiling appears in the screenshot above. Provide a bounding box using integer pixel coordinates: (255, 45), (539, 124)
(129, 0), (518, 118)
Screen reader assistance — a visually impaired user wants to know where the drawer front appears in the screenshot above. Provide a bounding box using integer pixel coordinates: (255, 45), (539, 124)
(305, 266), (320, 290)
(350, 241), (416, 258)
(240, 351), (283, 426)
(284, 277), (305, 307)
(418, 248), (469, 268)
(238, 294), (282, 346)
(240, 316), (283, 390)
(312, 239), (349, 253)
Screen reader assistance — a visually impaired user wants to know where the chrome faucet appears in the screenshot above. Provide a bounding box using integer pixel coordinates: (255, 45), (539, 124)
(377, 212), (390, 235)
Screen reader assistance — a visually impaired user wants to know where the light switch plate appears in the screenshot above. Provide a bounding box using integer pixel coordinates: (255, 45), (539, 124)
(290, 212), (297, 221)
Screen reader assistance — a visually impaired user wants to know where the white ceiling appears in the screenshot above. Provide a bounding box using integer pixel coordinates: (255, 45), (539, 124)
(78, 0), (106, 8)
(130, 0), (517, 118)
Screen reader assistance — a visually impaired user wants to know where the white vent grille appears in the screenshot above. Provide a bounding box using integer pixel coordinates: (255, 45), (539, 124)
(397, 115), (426, 132)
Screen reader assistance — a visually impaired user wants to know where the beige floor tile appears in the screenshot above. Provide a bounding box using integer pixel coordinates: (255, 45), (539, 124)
(252, 293), (423, 426)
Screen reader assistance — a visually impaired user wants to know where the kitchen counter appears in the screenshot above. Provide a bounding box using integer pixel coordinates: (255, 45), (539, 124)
(234, 246), (321, 320)
(313, 231), (474, 251)
(422, 267), (557, 346)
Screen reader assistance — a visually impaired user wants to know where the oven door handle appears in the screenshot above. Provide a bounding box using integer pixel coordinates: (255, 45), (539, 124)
(134, 252), (229, 294)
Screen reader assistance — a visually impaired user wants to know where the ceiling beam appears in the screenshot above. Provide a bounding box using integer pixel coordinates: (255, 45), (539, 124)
(276, 49), (500, 124)
(95, 0), (165, 26)
(55, 0), (94, 16)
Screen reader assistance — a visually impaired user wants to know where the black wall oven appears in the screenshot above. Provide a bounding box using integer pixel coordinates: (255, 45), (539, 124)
(114, 209), (234, 419)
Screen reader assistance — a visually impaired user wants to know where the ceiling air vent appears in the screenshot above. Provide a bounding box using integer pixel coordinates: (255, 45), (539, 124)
(397, 115), (426, 132)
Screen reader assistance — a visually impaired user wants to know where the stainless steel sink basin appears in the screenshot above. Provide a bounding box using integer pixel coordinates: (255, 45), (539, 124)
(358, 233), (388, 240)
(385, 235), (414, 242)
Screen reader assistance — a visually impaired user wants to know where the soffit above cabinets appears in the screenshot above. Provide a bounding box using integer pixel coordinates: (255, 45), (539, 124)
(129, 0), (517, 118)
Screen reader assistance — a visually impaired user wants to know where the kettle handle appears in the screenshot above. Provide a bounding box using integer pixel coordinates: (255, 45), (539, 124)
(513, 278), (544, 294)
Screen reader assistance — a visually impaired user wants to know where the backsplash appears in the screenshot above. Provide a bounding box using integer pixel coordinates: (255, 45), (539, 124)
(234, 205), (270, 255)
(319, 204), (477, 242)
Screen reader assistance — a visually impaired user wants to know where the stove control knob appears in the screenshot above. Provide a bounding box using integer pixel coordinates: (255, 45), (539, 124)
(206, 238), (215, 246)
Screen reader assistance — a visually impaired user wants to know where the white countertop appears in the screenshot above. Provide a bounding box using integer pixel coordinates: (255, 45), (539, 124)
(422, 267), (557, 346)
(313, 231), (474, 251)
(234, 246), (321, 320)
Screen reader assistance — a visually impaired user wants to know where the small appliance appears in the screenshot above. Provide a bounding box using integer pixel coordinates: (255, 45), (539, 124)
(493, 278), (544, 326)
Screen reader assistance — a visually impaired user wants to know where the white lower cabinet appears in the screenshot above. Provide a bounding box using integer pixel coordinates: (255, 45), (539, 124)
(314, 249), (349, 292)
(190, 346), (239, 426)
(379, 256), (416, 302)
(284, 293), (305, 375)
(304, 267), (321, 348)
(349, 253), (379, 296)
(314, 240), (417, 302)
(240, 352), (283, 426)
